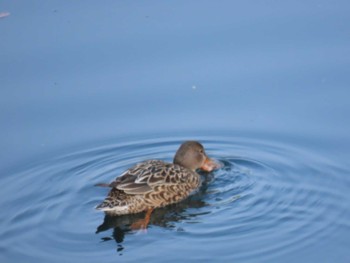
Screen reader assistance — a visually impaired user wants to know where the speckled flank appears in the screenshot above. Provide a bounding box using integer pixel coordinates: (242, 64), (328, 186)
(96, 160), (201, 215)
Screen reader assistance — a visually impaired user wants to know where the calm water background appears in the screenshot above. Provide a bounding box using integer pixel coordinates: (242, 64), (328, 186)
(1, 1), (350, 262)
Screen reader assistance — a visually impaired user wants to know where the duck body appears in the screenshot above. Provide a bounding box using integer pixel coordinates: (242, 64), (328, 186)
(96, 141), (219, 218)
(96, 160), (201, 215)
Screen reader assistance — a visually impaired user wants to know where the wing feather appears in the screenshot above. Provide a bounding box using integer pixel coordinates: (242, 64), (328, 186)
(110, 160), (191, 195)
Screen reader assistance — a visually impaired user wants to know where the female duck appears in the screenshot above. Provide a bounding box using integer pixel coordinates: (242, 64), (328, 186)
(96, 141), (219, 228)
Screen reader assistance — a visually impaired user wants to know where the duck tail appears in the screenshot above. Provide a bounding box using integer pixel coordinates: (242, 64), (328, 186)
(95, 200), (129, 215)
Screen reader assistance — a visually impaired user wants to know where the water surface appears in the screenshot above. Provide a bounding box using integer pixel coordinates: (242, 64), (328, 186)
(1, 1), (350, 262)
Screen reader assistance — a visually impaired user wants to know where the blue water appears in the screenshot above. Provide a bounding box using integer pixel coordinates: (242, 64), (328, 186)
(1, 1), (350, 262)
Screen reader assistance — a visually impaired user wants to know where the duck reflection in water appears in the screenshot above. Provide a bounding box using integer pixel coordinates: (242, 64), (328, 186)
(96, 190), (210, 244)
(95, 141), (220, 232)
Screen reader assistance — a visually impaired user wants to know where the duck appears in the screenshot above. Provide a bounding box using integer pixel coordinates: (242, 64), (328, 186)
(95, 141), (219, 229)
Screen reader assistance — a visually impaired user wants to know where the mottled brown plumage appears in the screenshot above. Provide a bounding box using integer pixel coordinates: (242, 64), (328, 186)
(96, 141), (219, 219)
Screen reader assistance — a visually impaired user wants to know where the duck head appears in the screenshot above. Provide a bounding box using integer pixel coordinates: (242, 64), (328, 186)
(173, 141), (219, 172)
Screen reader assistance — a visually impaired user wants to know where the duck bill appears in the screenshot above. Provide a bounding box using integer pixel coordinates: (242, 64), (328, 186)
(200, 158), (220, 172)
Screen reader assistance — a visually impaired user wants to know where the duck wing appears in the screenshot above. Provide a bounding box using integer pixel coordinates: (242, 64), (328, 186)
(112, 160), (190, 195)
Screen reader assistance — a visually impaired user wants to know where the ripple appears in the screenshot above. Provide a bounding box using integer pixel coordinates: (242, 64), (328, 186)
(0, 133), (349, 262)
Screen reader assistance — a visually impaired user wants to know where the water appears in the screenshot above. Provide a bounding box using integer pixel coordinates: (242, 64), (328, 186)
(1, 1), (350, 262)
(1, 134), (349, 262)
